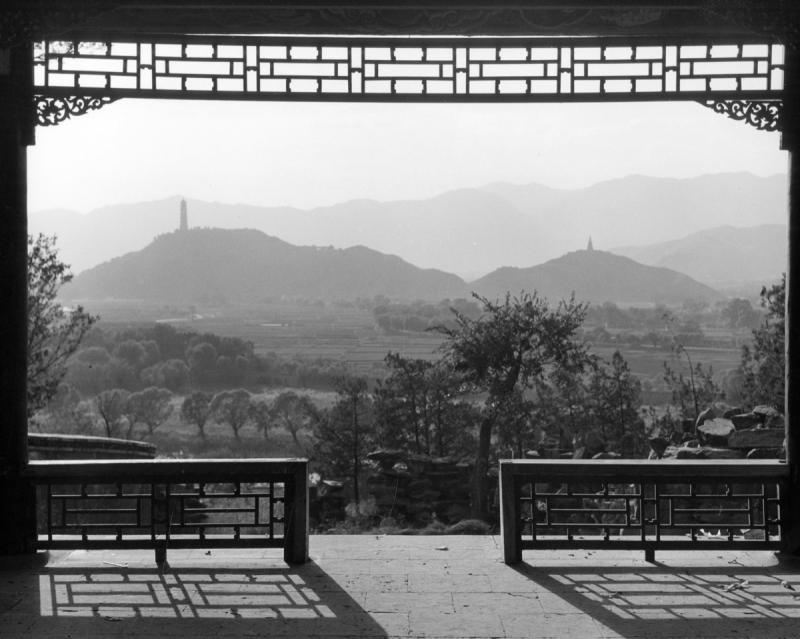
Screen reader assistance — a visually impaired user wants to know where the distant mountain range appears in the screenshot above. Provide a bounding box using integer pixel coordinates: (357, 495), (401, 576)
(63, 228), (724, 305)
(610, 224), (786, 287)
(32, 172), (787, 282)
(472, 249), (722, 305)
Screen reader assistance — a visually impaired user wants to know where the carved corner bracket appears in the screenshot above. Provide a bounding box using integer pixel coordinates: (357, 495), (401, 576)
(700, 99), (782, 132)
(34, 95), (117, 127)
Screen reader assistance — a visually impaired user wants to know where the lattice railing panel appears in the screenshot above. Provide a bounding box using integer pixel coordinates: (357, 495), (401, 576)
(39, 479), (286, 546)
(519, 478), (781, 546)
(499, 461), (788, 563)
(26, 459), (308, 564)
(33, 36), (785, 102)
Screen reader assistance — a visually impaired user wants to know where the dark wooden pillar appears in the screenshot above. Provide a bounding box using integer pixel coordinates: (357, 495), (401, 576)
(784, 43), (800, 555)
(284, 462), (309, 564)
(500, 461), (521, 565)
(0, 41), (35, 554)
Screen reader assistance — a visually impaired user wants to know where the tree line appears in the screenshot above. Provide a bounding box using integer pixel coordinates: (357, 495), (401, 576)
(374, 296), (766, 350)
(61, 322), (350, 397)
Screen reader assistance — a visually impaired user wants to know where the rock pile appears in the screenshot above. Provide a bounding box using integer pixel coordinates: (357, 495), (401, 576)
(308, 474), (347, 526)
(654, 404), (785, 460)
(364, 449), (473, 525)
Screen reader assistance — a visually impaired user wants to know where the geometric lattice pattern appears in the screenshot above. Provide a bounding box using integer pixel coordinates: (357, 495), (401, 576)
(28, 458), (307, 565)
(38, 480), (285, 549)
(34, 37), (784, 101)
(519, 478), (782, 549)
(39, 571), (333, 619)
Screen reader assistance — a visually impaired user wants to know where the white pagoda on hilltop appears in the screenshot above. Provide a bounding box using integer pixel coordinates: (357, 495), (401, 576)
(179, 198), (188, 231)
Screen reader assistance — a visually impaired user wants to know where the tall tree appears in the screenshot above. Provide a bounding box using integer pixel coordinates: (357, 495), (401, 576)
(141, 359), (190, 392)
(536, 362), (594, 453)
(313, 376), (373, 512)
(27, 234), (97, 417)
(95, 388), (130, 438)
(663, 311), (721, 421)
(180, 391), (213, 439)
(36, 383), (96, 435)
(374, 353), (432, 454)
(436, 292), (588, 519)
(210, 389), (251, 439)
(268, 391), (318, 448)
(722, 298), (761, 332)
(113, 340), (147, 372)
(589, 351), (646, 456)
(738, 275), (786, 410)
(494, 390), (537, 459)
(425, 361), (475, 457)
(186, 342), (218, 385)
(248, 398), (273, 440)
(126, 387), (173, 436)
(663, 358), (720, 422)
(374, 355), (475, 458)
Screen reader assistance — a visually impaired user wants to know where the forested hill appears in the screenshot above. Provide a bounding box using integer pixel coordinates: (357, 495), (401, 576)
(63, 228), (468, 302)
(470, 249), (722, 304)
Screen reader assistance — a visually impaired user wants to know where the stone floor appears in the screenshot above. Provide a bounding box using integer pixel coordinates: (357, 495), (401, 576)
(2, 536), (800, 638)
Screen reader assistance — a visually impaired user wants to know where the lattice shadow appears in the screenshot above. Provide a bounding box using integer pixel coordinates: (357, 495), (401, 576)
(28, 564), (386, 637)
(513, 559), (800, 638)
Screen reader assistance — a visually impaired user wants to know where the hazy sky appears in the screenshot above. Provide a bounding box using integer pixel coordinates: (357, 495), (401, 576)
(28, 99), (787, 213)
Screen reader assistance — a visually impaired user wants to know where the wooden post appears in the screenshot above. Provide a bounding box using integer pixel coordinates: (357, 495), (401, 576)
(155, 543), (168, 570)
(783, 43), (800, 555)
(0, 41), (35, 555)
(500, 461), (521, 565)
(284, 463), (308, 564)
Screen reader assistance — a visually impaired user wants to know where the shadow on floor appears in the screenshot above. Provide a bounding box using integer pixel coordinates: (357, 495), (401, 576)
(513, 558), (800, 638)
(3, 560), (387, 638)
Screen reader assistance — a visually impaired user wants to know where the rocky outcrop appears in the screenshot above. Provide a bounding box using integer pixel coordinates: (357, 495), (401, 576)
(697, 418), (735, 447)
(308, 474), (347, 526)
(365, 449), (473, 525)
(655, 403), (785, 460)
(730, 413), (761, 430)
(728, 428), (786, 450)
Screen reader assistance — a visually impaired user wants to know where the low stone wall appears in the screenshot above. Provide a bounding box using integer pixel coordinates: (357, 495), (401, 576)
(28, 433), (156, 460)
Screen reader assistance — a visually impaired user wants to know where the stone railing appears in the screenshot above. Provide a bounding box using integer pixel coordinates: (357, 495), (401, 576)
(28, 432), (156, 460)
(500, 459), (788, 564)
(25, 458), (308, 566)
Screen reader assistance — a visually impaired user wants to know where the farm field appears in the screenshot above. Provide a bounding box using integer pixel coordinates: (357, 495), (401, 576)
(89, 299), (744, 385)
(54, 298), (752, 468)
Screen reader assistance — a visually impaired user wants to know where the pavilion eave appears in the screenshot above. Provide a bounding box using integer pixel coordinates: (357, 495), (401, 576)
(4, 0), (797, 42)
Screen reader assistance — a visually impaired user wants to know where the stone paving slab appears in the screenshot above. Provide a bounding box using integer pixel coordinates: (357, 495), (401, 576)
(2, 536), (800, 638)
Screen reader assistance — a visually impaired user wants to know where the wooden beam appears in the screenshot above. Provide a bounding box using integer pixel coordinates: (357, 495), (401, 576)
(10, 1), (768, 41)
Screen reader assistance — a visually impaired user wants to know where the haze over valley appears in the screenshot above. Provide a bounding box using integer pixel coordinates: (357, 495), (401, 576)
(34, 172), (787, 285)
